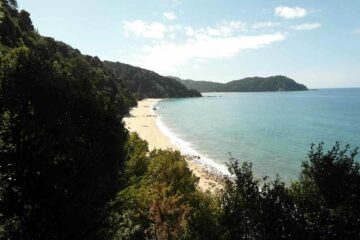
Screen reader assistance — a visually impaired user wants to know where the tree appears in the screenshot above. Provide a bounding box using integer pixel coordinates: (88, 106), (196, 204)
(221, 160), (305, 240)
(0, 1), (22, 47)
(147, 184), (191, 240)
(221, 161), (263, 240)
(0, 3), (5, 23)
(260, 178), (305, 240)
(1, 0), (17, 10)
(0, 46), (127, 240)
(18, 10), (34, 32)
(108, 146), (225, 240)
(7, 0), (17, 9)
(122, 133), (149, 185)
(146, 150), (199, 195)
(290, 142), (360, 240)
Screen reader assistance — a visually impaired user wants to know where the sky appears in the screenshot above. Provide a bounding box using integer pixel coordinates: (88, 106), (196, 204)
(19, 0), (360, 88)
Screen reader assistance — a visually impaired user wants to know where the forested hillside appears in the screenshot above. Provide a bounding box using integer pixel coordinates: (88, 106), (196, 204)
(175, 75), (308, 92)
(0, 1), (134, 238)
(1, 1), (359, 240)
(104, 61), (201, 99)
(222, 76), (308, 92)
(168, 76), (223, 92)
(0, 1), (136, 113)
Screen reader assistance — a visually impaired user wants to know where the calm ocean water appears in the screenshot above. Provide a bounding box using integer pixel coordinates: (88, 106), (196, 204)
(156, 88), (360, 182)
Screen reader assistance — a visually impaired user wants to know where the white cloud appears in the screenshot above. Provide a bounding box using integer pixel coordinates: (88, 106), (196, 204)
(123, 20), (167, 39)
(275, 6), (307, 19)
(163, 12), (177, 21)
(252, 22), (281, 29)
(134, 33), (285, 72)
(185, 21), (247, 38)
(290, 23), (321, 31)
(122, 19), (289, 73)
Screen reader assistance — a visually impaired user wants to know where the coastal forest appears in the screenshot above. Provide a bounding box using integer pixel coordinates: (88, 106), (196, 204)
(173, 76), (308, 92)
(104, 61), (201, 99)
(1, 1), (360, 240)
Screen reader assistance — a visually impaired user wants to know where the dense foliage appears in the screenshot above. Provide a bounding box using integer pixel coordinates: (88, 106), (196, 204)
(0, 46), (126, 240)
(106, 133), (223, 240)
(1, 2), (359, 240)
(0, 1), (133, 239)
(175, 75), (308, 92)
(104, 61), (202, 99)
(221, 143), (359, 240)
(106, 137), (360, 240)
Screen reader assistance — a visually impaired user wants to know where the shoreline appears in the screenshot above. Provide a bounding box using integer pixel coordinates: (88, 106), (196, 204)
(123, 98), (225, 193)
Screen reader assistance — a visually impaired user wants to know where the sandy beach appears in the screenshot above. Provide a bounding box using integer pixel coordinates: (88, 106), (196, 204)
(123, 99), (224, 193)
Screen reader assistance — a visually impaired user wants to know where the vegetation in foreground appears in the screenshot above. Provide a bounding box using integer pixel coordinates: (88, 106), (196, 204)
(108, 138), (360, 240)
(1, 1), (359, 239)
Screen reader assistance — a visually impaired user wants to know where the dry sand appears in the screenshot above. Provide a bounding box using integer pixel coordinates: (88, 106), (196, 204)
(123, 99), (225, 193)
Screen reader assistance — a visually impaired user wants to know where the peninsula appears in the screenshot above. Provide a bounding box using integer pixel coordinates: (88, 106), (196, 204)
(171, 75), (308, 92)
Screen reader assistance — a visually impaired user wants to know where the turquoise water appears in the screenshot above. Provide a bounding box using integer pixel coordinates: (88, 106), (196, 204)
(156, 88), (360, 182)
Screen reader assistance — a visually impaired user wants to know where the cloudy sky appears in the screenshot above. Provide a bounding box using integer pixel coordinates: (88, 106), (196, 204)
(20, 0), (360, 88)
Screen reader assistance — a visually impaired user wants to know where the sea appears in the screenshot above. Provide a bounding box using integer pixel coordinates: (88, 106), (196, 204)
(155, 88), (360, 182)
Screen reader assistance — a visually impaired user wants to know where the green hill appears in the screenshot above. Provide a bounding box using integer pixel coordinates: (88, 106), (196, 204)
(0, 5), (137, 114)
(104, 62), (201, 99)
(175, 75), (308, 92)
(168, 76), (223, 92)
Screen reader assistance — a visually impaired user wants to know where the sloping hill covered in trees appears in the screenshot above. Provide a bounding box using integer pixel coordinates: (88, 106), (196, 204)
(221, 76), (308, 92)
(104, 61), (201, 99)
(168, 76), (224, 92)
(0, 1), (136, 113)
(0, 1), (135, 238)
(175, 75), (308, 92)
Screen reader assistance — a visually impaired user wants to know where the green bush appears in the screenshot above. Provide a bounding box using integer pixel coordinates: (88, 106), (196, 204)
(221, 143), (359, 240)
(108, 137), (223, 240)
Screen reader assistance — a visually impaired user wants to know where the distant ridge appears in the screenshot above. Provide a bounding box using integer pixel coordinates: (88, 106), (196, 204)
(104, 61), (202, 99)
(171, 75), (308, 93)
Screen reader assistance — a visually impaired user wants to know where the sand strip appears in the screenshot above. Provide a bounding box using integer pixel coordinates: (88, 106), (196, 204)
(123, 99), (224, 193)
